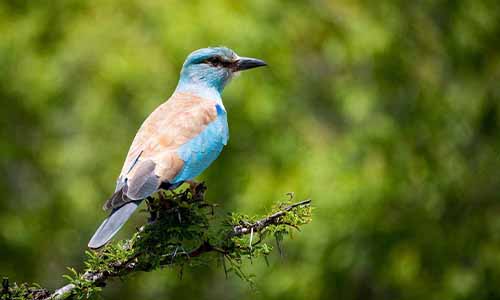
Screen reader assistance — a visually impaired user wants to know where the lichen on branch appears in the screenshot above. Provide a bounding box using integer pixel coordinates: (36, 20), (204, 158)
(1, 183), (312, 300)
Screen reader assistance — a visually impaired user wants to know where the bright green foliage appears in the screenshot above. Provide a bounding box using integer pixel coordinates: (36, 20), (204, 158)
(0, 281), (48, 300)
(62, 268), (101, 300)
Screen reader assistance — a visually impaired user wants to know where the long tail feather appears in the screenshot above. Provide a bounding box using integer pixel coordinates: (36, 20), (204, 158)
(88, 201), (142, 249)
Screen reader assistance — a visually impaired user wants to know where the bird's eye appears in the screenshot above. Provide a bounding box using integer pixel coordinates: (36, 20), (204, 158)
(211, 57), (220, 63)
(203, 56), (227, 67)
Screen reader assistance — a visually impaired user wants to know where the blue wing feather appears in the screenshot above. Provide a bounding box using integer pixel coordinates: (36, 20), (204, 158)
(172, 106), (228, 183)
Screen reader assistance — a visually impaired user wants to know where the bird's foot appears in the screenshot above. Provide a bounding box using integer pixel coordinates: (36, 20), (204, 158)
(145, 197), (158, 223)
(185, 180), (206, 201)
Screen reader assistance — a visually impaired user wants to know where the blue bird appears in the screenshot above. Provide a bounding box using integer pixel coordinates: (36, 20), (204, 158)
(88, 47), (267, 249)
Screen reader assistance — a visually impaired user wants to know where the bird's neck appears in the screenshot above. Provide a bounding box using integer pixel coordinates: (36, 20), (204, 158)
(174, 81), (224, 108)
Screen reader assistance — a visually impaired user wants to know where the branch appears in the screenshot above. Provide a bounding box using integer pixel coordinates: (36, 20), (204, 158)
(231, 199), (312, 236)
(1, 184), (312, 300)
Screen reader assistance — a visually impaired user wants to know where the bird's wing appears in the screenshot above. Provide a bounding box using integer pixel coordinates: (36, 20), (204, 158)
(103, 92), (220, 210)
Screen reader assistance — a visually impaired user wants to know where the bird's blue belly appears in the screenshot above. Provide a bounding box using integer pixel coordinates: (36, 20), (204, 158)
(172, 108), (228, 183)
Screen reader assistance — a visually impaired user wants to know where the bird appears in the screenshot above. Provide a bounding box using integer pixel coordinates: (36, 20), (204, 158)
(88, 47), (267, 249)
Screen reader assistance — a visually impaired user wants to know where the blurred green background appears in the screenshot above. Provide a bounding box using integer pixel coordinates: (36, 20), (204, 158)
(1, 0), (500, 299)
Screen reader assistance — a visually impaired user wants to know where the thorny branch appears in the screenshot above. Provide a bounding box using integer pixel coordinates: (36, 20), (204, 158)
(0, 185), (312, 300)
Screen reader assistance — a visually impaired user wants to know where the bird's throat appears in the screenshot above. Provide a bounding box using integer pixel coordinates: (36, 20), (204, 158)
(174, 82), (225, 109)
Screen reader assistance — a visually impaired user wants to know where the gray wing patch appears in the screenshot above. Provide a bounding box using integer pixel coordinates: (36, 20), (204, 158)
(124, 159), (161, 201)
(103, 159), (160, 210)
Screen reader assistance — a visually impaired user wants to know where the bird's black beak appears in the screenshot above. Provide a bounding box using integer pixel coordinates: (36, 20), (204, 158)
(234, 57), (267, 71)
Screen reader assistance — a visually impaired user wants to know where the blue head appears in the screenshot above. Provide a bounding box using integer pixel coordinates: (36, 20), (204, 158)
(176, 47), (267, 95)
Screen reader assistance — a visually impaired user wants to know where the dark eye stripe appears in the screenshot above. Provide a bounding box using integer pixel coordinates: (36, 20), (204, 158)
(203, 56), (232, 67)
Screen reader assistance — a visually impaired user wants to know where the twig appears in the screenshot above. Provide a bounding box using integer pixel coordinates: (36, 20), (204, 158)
(231, 199), (311, 236)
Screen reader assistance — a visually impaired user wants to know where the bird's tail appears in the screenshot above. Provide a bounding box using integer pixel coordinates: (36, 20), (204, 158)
(88, 200), (142, 249)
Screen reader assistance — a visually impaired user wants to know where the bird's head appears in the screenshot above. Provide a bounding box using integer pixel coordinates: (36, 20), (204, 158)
(177, 47), (267, 94)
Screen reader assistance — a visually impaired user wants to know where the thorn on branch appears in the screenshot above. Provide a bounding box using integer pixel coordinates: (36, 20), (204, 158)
(275, 233), (284, 258)
(264, 255), (270, 267)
